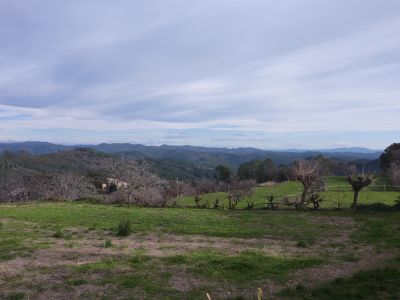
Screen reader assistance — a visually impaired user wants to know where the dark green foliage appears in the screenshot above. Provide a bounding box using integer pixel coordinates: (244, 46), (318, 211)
(104, 239), (113, 248)
(215, 164), (231, 182)
(380, 143), (400, 172)
(53, 229), (64, 238)
(5, 292), (25, 300)
(0, 149), (113, 178)
(237, 159), (275, 183)
(0, 143), (384, 185)
(296, 240), (308, 248)
(146, 157), (217, 181)
(117, 220), (132, 236)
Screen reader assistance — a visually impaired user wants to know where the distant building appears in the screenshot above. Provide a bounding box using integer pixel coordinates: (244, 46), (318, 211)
(102, 178), (128, 193)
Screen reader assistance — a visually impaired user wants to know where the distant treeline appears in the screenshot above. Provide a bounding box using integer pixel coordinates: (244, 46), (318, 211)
(235, 155), (379, 183)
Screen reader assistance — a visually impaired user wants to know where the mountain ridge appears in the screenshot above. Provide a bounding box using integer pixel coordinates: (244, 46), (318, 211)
(0, 141), (382, 155)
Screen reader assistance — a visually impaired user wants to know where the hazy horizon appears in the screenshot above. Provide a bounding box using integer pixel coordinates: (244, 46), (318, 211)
(1, 1), (400, 148)
(0, 140), (384, 152)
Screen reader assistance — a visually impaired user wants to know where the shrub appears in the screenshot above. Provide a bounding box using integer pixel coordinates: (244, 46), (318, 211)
(53, 229), (64, 238)
(5, 292), (25, 300)
(213, 198), (222, 209)
(105, 239), (113, 248)
(246, 199), (254, 209)
(194, 195), (201, 208)
(117, 220), (132, 237)
(307, 193), (323, 210)
(296, 240), (308, 248)
(266, 194), (276, 209)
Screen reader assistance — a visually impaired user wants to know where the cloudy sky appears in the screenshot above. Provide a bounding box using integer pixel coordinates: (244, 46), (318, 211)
(0, 0), (399, 149)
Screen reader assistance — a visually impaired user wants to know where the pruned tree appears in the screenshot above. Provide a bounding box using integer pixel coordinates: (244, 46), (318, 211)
(293, 159), (323, 205)
(227, 180), (255, 209)
(192, 180), (218, 208)
(347, 171), (373, 208)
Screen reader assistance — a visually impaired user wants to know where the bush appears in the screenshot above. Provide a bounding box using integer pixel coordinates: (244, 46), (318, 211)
(104, 239), (113, 248)
(5, 292), (25, 300)
(296, 240), (308, 248)
(117, 220), (132, 236)
(53, 229), (65, 238)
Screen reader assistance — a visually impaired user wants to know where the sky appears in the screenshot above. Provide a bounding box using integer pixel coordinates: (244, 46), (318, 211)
(0, 0), (399, 149)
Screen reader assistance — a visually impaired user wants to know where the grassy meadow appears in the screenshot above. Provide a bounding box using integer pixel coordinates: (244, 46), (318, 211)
(0, 176), (399, 299)
(179, 176), (400, 209)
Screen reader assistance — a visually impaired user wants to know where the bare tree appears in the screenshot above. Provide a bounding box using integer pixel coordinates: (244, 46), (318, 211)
(293, 159), (323, 205)
(227, 180), (255, 209)
(46, 173), (96, 200)
(106, 159), (166, 207)
(0, 175), (27, 202)
(347, 171), (373, 208)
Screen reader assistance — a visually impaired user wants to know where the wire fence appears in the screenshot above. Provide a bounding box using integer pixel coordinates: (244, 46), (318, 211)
(254, 184), (400, 209)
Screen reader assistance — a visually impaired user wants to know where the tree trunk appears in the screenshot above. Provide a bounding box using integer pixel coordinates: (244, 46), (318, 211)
(301, 188), (308, 204)
(352, 189), (360, 208)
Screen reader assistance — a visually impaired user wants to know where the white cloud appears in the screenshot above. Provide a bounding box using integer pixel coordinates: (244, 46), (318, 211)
(0, 0), (399, 147)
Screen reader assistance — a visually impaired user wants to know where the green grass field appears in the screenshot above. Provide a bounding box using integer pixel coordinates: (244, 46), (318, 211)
(0, 177), (399, 299)
(178, 176), (400, 209)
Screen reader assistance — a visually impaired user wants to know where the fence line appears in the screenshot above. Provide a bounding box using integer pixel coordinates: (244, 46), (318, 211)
(254, 184), (400, 208)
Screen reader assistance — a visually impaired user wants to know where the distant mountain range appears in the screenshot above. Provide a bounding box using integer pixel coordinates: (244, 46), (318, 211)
(286, 147), (380, 154)
(0, 142), (382, 181)
(0, 141), (382, 166)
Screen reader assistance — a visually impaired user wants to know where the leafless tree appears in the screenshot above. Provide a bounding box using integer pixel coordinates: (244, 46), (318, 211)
(346, 164), (358, 176)
(227, 180), (255, 209)
(293, 159), (323, 205)
(0, 175), (26, 202)
(347, 171), (373, 208)
(0, 172), (52, 202)
(106, 159), (166, 207)
(46, 173), (96, 200)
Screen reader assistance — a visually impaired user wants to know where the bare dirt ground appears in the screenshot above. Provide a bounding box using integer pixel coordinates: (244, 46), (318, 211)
(0, 216), (398, 300)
